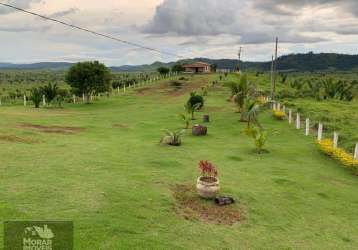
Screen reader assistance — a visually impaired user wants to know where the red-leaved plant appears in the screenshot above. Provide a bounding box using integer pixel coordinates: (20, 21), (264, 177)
(198, 160), (218, 178)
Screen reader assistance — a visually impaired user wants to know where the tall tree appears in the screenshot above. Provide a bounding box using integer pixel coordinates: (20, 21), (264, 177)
(66, 61), (111, 103)
(157, 67), (170, 75)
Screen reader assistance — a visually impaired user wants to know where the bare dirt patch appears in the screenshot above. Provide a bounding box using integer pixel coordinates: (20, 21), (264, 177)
(172, 184), (243, 225)
(19, 123), (84, 134)
(0, 135), (38, 144)
(135, 78), (209, 97)
(112, 123), (131, 129)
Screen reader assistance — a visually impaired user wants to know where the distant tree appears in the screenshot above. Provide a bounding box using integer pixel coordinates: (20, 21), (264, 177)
(211, 64), (217, 72)
(157, 67), (170, 75)
(171, 64), (184, 73)
(66, 61), (111, 103)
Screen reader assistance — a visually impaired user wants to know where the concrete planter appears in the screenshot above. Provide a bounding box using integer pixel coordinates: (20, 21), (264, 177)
(196, 176), (220, 199)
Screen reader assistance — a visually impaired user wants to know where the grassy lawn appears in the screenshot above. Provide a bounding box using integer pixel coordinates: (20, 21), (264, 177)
(0, 75), (357, 249)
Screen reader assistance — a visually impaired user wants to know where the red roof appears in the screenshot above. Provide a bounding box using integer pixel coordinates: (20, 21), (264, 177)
(183, 62), (211, 68)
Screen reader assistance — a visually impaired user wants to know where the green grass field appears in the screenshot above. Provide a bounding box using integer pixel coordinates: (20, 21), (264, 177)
(1, 75), (357, 249)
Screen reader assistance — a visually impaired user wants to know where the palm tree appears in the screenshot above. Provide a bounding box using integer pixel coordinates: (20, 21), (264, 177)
(245, 99), (261, 129)
(41, 83), (58, 105)
(233, 74), (249, 121)
(30, 87), (43, 108)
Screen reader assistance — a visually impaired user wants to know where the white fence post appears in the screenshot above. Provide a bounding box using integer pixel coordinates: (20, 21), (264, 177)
(24, 95), (27, 106)
(283, 105), (286, 113)
(318, 123), (323, 141)
(73, 95), (76, 104)
(117, 87), (120, 93)
(0, 97), (2, 106)
(354, 143), (358, 160)
(277, 103), (281, 111)
(333, 132), (339, 149)
(289, 109), (292, 124)
(305, 118), (310, 136)
(82, 93), (85, 102)
(296, 113), (301, 129)
(123, 84), (126, 93)
(42, 95), (46, 106)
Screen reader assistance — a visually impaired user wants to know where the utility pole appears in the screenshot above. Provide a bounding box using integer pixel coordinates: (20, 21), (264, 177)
(271, 37), (278, 100)
(237, 46), (242, 72)
(270, 55), (274, 100)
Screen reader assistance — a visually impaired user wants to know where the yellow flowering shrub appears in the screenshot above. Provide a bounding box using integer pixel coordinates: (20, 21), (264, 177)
(317, 139), (358, 175)
(256, 96), (268, 105)
(273, 110), (286, 120)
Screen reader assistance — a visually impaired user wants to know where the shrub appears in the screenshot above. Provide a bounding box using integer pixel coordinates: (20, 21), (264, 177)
(188, 92), (204, 109)
(160, 129), (186, 146)
(273, 110), (286, 120)
(245, 127), (268, 154)
(186, 92), (204, 120)
(317, 139), (358, 175)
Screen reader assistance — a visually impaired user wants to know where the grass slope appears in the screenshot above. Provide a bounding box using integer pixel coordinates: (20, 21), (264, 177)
(0, 75), (357, 249)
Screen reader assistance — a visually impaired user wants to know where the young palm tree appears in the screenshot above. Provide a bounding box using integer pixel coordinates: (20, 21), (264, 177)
(30, 87), (43, 108)
(232, 74), (249, 120)
(245, 99), (262, 129)
(41, 83), (59, 105)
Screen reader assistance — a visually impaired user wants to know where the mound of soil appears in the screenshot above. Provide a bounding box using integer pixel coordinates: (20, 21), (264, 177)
(19, 123), (84, 134)
(172, 184), (242, 225)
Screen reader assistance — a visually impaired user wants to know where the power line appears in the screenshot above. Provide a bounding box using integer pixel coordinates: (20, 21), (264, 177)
(0, 2), (184, 59)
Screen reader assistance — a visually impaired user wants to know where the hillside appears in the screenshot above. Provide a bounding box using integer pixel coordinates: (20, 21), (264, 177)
(1, 53), (358, 72)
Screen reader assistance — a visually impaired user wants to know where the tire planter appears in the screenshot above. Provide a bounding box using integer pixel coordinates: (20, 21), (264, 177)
(196, 176), (220, 199)
(192, 125), (207, 136)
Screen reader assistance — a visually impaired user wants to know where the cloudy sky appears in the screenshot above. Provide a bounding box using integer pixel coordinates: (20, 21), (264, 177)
(0, 0), (358, 65)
